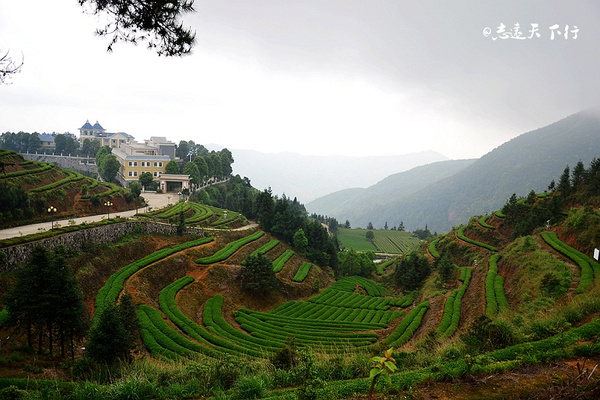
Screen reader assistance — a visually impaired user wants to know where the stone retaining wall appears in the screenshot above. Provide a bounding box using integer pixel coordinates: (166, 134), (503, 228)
(20, 152), (98, 175)
(0, 221), (205, 272)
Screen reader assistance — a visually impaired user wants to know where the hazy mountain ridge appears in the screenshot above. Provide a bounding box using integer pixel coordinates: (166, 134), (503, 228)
(228, 149), (448, 202)
(307, 159), (475, 223)
(308, 109), (600, 233)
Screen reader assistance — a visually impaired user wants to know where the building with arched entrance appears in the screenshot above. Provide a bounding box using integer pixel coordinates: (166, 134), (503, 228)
(158, 174), (191, 193)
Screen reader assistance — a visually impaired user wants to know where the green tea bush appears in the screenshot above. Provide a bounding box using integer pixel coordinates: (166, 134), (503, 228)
(95, 237), (213, 320)
(385, 301), (430, 347)
(0, 162), (53, 179)
(457, 225), (498, 252)
(235, 311), (378, 349)
(137, 306), (200, 359)
(428, 238), (440, 258)
(196, 231), (264, 264)
(541, 231), (595, 293)
(186, 203), (214, 223)
(29, 170), (85, 193)
(251, 239), (280, 257)
(485, 254), (507, 317)
(158, 278), (259, 358)
(273, 250), (294, 272)
(156, 202), (188, 219)
(203, 295), (279, 353)
(494, 275), (509, 313)
(397, 295), (414, 308)
(328, 276), (386, 296)
(446, 269), (470, 337)
(436, 292), (457, 335)
(376, 259), (395, 275)
(292, 262), (312, 282)
(478, 215), (495, 230)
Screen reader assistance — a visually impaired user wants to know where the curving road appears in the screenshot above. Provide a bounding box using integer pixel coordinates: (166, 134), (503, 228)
(0, 192), (174, 240)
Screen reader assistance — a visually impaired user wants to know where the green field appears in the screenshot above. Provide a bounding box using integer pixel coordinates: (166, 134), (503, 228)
(338, 228), (421, 254)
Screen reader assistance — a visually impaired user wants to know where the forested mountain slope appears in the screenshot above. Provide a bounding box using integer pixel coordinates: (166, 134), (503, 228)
(310, 109), (600, 232)
(307, 159), (474, 226)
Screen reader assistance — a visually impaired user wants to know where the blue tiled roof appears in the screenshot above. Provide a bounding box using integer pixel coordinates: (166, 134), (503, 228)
(80, 121), (93, 129)
(92, 122), (104, 130)
(38, 134), (55, 142)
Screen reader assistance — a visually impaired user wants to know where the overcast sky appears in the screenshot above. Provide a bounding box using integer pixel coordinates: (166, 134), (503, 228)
(1, 1), (599, 159)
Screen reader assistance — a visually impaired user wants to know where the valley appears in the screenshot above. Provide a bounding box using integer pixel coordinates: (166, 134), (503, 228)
(1, 131), (600, 399)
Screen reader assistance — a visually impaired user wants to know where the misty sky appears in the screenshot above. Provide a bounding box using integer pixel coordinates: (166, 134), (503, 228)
(1, 1), (599, 159)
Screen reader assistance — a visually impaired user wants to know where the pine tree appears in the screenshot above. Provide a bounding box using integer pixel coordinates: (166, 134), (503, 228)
(177, 210), (186, 235)
(557, 166), (571, 197)
(5, 247), (88, 356)
(293, 228), (309, 253)
(53, 249), (88, 358)
(116, 294), (140, 356)
(86, 303), (131, 364)
(239, 254), (278, 293)
(393, 253), (431, 291)
(571, 160), (586, 189)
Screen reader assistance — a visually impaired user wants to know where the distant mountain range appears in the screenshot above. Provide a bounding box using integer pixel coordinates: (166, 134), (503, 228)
(307, 109), (600, 233)
(228, 149), (448, 202)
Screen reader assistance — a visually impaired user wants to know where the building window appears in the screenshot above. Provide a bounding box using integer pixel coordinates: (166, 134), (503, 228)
(154, 171), (160, 177)
(128, 171), (138, 177)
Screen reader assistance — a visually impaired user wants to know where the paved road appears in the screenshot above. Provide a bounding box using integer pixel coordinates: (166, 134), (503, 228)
(0, 192), (175, 240)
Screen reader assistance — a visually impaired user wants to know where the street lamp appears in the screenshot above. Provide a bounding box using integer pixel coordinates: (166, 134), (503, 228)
(47, 206), (57, 229)
(137, 196), (144, 215)
(104, 201), (113, 219)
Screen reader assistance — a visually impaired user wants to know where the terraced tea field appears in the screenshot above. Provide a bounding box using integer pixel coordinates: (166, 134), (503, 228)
(92, 232), (430, 361)
(338, 228), (420, 254)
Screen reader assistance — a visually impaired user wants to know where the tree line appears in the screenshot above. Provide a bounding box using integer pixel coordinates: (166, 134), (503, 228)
(1, 131), (101, 157)
(3, 246), (139, 364)
(191, 180), (339, 271)
(4, 246), (88, 358)
(501, 159), (600, 238)
(172, 147), (234, 185)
